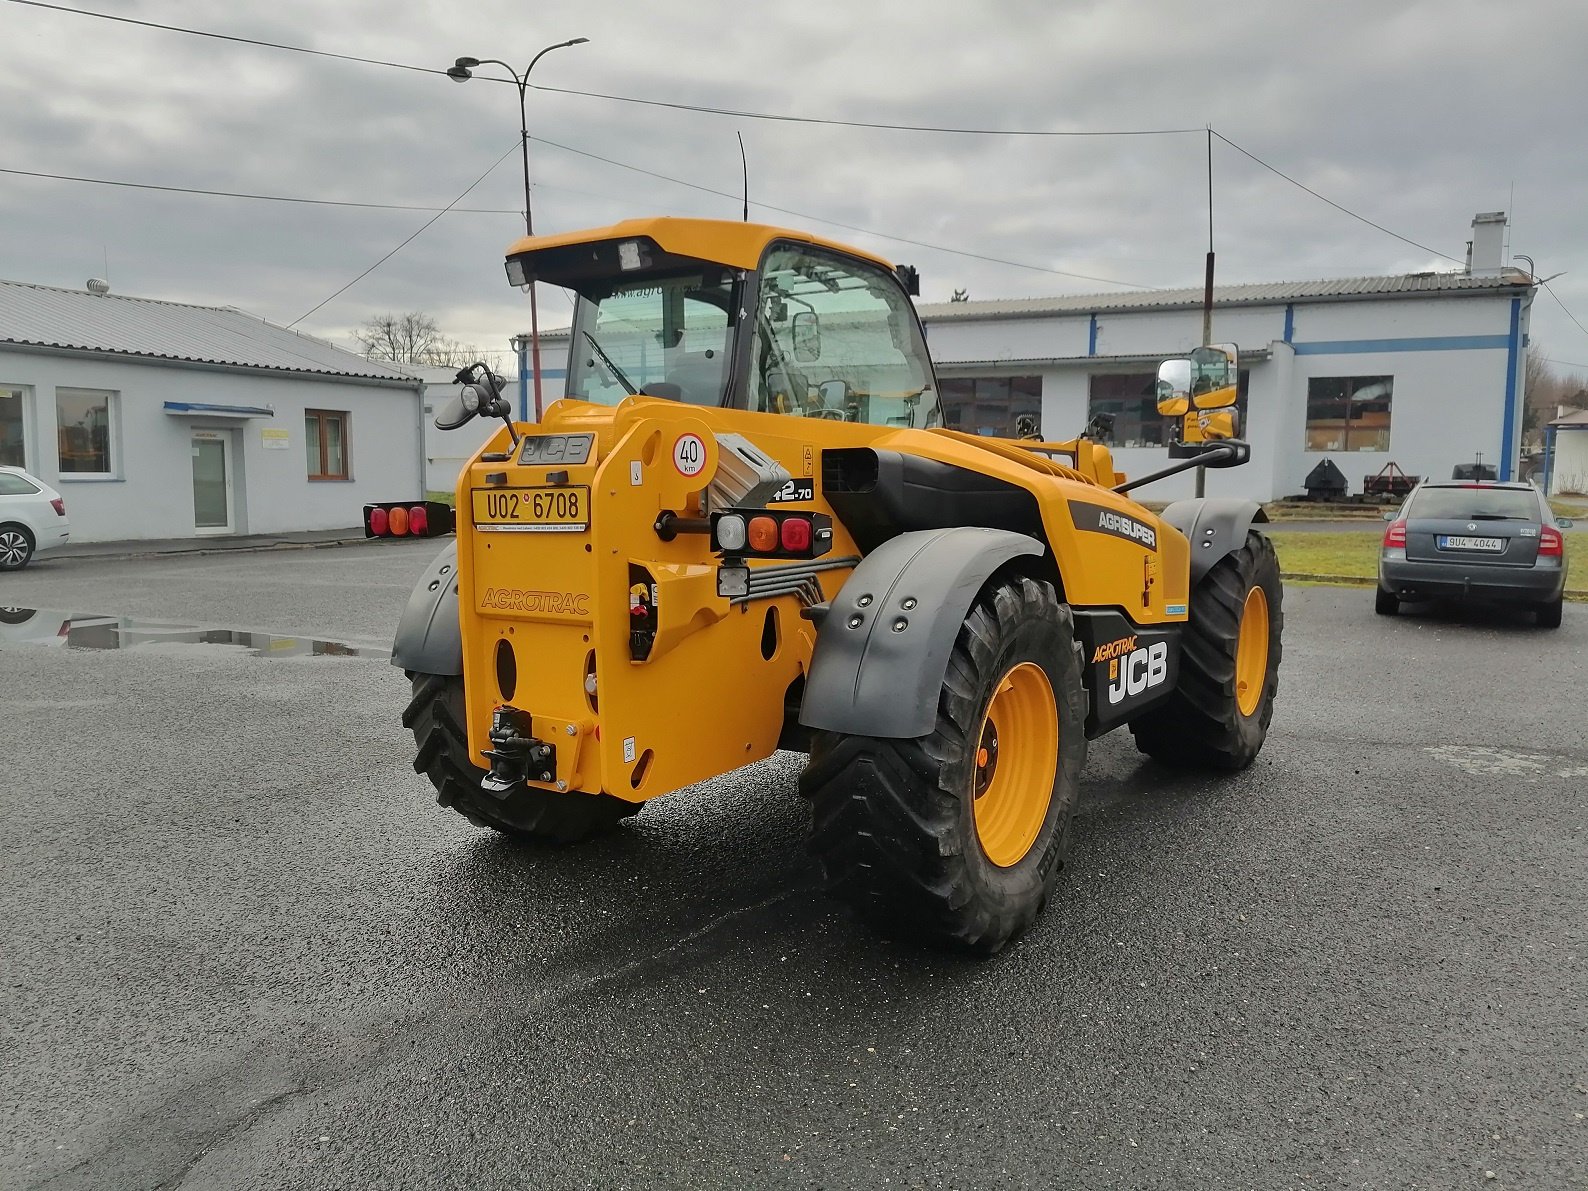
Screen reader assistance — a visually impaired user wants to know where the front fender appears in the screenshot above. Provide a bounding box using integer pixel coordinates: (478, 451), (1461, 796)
(391, 541), (463, 675)
(799, 527), (1044, 739)
(1159, 498), (1268, 585)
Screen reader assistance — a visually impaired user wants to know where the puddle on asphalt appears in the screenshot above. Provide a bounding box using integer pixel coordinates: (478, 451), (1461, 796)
(0, 607), (388, 659)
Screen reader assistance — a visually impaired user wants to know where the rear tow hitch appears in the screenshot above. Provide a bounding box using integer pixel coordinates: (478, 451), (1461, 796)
(480, 705), (557, 797)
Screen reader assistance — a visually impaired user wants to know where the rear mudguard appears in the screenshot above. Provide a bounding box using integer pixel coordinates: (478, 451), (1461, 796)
(1159, 498), (1268, 586)
(799, 526), (1044, 740)
(392, 542), (463, 675)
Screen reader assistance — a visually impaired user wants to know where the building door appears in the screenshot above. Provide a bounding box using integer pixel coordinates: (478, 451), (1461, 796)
(191, 431), (234, 535)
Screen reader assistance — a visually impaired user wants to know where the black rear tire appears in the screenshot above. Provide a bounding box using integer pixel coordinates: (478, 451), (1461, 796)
(1131, 531), (1283, 771)
(801, 575), (1087, 954)
(1536, 597), (1563, 629)
(404, 673), (639, 842)
(1375, 587), (1399, 616)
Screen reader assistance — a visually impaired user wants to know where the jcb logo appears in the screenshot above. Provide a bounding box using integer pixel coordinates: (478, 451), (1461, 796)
(1106, 641), (1168, 705)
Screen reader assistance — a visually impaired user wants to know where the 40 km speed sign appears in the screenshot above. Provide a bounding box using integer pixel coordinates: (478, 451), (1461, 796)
(672, 433), (706, 477)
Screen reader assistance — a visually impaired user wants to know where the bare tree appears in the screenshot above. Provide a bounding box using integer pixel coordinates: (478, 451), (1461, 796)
(356, 312), (490, 369)
(1523, 342), (1568, 445)
(950, 288), (970, 303)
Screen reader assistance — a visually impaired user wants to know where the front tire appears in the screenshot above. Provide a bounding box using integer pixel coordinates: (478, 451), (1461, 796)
(801, 575), (1087, 954)
(1131, 531), (1283, 770)
(404, 673), (639, 842)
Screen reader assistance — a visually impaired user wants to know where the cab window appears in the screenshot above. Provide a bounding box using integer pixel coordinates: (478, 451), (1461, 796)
(751, 245), (938, 428)
(566, 272), (736, 406)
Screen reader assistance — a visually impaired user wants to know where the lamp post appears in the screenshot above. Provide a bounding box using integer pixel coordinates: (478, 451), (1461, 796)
(449, 38), (588, 422)
(509, 333), (530, 423)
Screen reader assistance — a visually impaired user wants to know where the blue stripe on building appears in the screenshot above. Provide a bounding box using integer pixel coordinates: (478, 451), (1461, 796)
(1499, 297), (1522, 481)
(1290, 334), (1510, 355)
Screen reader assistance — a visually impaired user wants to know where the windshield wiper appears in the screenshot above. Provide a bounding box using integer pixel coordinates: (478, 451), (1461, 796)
(582, 331), (638, 396)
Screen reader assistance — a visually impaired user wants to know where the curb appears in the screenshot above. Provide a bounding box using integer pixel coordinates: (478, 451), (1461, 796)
(52, 535), (379, 564)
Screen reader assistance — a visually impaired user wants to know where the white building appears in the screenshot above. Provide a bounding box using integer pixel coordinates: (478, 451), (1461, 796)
(918, 213), (1535, 501)
(0, 280), (425, 543)
(1544, 409), (1588, 496)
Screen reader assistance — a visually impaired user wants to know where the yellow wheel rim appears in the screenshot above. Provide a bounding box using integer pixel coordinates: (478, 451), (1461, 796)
(972, 661), (1060, 869)
(1235, 585), (1270, 717)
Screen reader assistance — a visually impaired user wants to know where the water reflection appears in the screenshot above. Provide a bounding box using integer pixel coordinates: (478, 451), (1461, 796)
(0, 607), (386, 659)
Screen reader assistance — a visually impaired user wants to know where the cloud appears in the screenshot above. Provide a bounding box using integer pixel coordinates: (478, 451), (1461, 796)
(2, 0), (1586, 376)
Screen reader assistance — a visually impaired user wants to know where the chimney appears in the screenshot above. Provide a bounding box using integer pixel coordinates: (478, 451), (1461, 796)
(1467, 211), (1506, 277)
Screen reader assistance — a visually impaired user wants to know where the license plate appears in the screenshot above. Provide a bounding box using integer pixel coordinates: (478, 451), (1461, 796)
(471, 486), (589, 532)
(1437, 535), (1503, 552)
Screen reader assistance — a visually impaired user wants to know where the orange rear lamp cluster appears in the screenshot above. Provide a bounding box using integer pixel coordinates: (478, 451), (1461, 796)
(364, 501), (456, 539)
(711, 509), (832, 560)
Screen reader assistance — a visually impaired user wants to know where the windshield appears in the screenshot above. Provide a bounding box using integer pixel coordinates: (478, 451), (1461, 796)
(565, 272), (738, 406)
(1406, 486), (1542, 521)
(751, 245), (939, 428)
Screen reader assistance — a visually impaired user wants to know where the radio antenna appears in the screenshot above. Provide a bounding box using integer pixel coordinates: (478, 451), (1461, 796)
(737, 131), (749, 222)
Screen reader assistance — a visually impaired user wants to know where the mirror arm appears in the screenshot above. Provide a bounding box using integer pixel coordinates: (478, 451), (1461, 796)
(1112, 443), (1241, 494)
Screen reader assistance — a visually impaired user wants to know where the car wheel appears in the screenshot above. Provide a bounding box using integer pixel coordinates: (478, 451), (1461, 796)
(1374, 587), (1399, 616)
(0, 524), (34, 570)
(1536, 597), (1563, 629)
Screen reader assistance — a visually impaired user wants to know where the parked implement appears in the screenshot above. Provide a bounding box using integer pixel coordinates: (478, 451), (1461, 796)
(393, 217), (1282, 952)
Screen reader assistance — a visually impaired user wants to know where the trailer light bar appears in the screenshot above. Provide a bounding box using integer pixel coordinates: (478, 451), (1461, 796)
(364, 501), (456, 539)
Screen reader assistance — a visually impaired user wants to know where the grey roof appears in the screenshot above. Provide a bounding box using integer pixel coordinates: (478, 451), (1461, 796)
(0, 279), (418, 383)
(917, 270), (1534, 321)
(1550, 408), (1588, 427)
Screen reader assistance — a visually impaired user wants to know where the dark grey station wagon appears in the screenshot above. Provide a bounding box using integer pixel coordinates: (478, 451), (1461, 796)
(1377, 481), (1571, 627)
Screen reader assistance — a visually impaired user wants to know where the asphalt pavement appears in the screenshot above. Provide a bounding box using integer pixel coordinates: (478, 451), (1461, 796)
(1, 542), (1584, 1189)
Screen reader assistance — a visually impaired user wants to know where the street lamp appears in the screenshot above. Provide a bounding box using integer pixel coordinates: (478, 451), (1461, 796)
(449, 37), (589, 421)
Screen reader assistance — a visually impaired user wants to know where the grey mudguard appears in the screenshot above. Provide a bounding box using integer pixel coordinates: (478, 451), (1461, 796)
(1159, 498), (1269, 585)
(391, 541), (463, 675)
(799, 526), (1044, 740)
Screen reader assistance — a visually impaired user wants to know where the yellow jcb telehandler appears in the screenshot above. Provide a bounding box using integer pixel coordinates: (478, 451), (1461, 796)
(377, 217), (1281, 952)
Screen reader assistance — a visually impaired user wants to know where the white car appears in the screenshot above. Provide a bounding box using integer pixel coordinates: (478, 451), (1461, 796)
(0, 465), (71, 570)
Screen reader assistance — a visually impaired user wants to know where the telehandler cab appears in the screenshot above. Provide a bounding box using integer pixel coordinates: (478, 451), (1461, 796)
(385, 217), (1281, 952)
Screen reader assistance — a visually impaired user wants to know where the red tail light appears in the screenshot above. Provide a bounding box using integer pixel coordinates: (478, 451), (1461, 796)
(779, 516), (812, 552)
(1540, 526), (1564, 557)
(363, 501), (454, 539)
(50, 498), (65, 516)
(1383, 519), (1407, 548)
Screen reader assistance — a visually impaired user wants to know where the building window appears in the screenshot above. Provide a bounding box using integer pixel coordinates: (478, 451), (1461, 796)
(306, 410), (349, 480)
(1, 385), (26, 468)
(56, 388), (117, 476)
(1086, 373), (1165, 446)
(1087, 370), (1251, 448)
(1306, 376), (1392, 452)
(938, 376), (1042, 437)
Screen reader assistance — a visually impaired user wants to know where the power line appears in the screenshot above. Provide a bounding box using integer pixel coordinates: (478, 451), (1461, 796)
(6, 0), (443, 76)
(0, 166), (521, 214)
(288, 144), (518, 328)
(527, 134), (1154, 289)
(3, 0), (1201, 138)
(1543, 358), (1588, 372)
(1542, 281), (1588, 341)
(5, 0), (1515, 294)
(1210, 131), (1463, 265)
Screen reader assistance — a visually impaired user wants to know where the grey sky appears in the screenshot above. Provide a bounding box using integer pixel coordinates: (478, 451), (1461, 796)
(4, 0), (1586, 383)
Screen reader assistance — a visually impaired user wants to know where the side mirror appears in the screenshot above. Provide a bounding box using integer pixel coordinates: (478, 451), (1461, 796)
(1190, 343), (1238, 410)
(793, 311), (820, 362)
(434, 385), (480, 431)
(1382, 510), (1397, 522)
(1156, 359), (1191, 417)
(1558, 517), (1575, 529)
